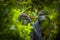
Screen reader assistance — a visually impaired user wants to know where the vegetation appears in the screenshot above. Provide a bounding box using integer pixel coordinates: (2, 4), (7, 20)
(0, 0), (60, 40)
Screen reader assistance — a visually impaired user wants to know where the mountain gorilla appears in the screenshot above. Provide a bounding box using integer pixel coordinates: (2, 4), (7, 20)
(30, 10), (49, 40)
(18, 14), (32, 25)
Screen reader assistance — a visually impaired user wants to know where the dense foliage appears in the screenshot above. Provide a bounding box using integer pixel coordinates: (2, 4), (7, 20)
(0, 0), (60, 40)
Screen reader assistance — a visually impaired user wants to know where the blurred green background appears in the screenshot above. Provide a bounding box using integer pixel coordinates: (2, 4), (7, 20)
(0, 0), (60, 40)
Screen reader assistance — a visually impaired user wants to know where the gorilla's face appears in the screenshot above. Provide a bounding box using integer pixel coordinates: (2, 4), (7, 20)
(20, 17), (29, 25)
(39, 15), (46, 20)
(38, 10), (48, 22)
(23, 19), (29, 25)
(38, 14), (47, 21)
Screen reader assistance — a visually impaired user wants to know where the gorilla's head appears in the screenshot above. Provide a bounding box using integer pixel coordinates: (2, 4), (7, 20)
(38, 10), (48, 22)
(18, 14), (31, 25)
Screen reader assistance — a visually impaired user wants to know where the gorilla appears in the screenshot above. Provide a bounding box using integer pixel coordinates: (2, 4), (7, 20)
(30, 10), (48, 40)
(18, 13), (32, 25)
